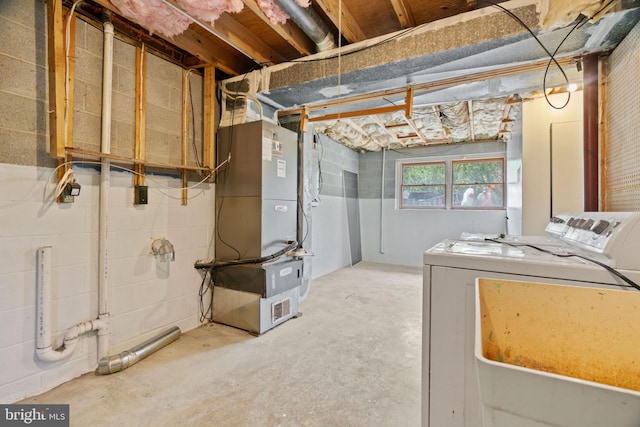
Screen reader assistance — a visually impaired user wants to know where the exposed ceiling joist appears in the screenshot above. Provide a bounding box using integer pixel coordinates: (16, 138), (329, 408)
(389, 0), (416, 28)
(161, 0), (286, 65)
(241, 0), (316, 56)
(315, 0), (368, 42)
(90, 0), (254, 75)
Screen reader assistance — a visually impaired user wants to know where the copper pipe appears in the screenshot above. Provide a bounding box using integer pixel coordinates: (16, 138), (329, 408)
(583, 53), (599, 211)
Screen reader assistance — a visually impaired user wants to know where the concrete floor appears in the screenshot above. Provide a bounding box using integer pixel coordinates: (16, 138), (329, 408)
(21, 262), (422, 427)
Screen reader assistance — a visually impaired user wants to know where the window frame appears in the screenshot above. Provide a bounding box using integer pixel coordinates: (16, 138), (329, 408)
(399, 161), (446, 209)
(451, 157), (505, 210)
(396, 156), (506, 211)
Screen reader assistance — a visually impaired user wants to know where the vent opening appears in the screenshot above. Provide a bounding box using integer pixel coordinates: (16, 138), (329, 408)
(272, 297), (292, 323)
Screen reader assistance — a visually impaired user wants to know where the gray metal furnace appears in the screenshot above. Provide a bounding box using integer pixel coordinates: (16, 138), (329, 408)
(213, 121), (302, 334)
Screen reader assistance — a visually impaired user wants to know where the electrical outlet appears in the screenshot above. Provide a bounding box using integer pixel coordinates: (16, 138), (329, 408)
(134, 185), (148, 205)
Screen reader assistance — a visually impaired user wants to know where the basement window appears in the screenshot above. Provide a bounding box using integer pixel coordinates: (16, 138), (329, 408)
(400, 162), (446, 208)
(452, 158), (504, 209)
(398, 157), (505, 210)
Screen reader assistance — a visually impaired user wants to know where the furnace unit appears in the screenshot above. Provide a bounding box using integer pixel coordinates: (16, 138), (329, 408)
(213, 121), (302, 335)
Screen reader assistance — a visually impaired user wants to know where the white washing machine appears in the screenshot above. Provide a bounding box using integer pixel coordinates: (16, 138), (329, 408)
(422, 212), (640, 427)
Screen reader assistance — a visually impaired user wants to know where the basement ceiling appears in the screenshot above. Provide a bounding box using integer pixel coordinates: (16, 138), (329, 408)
(70, 0), (640, 151)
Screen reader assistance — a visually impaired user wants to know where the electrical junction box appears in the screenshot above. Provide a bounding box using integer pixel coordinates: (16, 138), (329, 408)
(212, 259), (303, 335)
(134, 185), (148, 205)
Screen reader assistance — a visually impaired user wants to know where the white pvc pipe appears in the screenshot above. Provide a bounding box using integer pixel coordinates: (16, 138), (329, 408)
(98, 16), (114, 360)
(36, 247), (108, 362)
(380, 148), (386, 254)
(36, 247), (53, 352)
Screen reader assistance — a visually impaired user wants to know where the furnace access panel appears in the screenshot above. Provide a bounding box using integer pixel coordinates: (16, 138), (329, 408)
(216, 121), (298, 261)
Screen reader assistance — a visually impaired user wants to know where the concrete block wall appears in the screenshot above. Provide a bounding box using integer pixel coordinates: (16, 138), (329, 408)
(358, 142), (508, 266)
(73, 21), (204, 166)
(310, 133), (359, 278)
(0, 0), (214, 403)
(0, 0), (53, 167)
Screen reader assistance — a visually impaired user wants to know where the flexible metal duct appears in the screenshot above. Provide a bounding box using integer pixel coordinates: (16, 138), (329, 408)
(273, 0), (336, 51)
(97, 326), (181, 375)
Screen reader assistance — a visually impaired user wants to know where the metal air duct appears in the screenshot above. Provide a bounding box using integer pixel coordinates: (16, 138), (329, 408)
(273, 0), (336, 51)
(96, 326), (181, 375)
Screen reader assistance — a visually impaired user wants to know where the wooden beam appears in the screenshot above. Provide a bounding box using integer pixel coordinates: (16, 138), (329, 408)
(370, 115), (400, 145)
(161, 0), (286, 65)
(134, 45), (147, 187)
(91, 0), (255, 75)
(47, 0), (67, 159)
(295, 56), (576, 114)
(315, 0), (367, 43)
(181, 70), (190, 205)
(309, 104), (405, 122)
(389, 0), (416, 28)
(66, 147), (212, 172)
(242, 0), (315, 56)
(203, 65), (216, 170)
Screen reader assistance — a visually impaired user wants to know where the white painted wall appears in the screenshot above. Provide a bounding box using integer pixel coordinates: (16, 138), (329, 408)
(522, 92), (583, 235)
(310, 195), (352, 278)
(0, 164), (214, 403)
(361, 200), (507, 267)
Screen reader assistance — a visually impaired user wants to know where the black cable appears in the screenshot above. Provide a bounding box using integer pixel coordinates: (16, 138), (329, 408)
(214, 69), (259, 260)
(198, 268), (213, 322)
(194, 240), (299, 270)
(477, 0), (573, 109)
(484, 238), (640, 291)
(187, 71), (202, 168)
(541, 16), (586, 109)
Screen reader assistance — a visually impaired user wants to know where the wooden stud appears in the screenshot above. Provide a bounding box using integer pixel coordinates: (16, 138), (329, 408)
(66, 147), (212, 171)
(134, 45), (147, 187)
(203, 65), (216, 170)
(181, 70), (190, 205)
(47, 0), (67, 159)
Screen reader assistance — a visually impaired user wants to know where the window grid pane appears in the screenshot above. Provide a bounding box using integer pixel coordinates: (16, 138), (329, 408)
(401, 162), (446, 208)
(452, 158), (505, 208)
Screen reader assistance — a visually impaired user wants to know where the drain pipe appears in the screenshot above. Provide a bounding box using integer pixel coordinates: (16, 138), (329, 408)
(97, 13), (114, 360)
(36, 247), (108, 362)
(273, 0), (336, 51)
(97, 326), (181, 374)
(380, 148), (385, 254)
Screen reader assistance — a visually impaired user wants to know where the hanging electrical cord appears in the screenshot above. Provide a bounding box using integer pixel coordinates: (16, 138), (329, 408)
(484, 238), (640, 291)
(44, 160), (218, 203)
(185, 69), (203, 168)
(213, 68), (260, 261)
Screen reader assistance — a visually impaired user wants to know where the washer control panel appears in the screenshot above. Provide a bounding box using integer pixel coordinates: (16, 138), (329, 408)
(545, 212), (640, 269)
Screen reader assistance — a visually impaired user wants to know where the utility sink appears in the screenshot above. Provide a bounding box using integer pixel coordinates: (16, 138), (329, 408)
(475, 278), (640, 427)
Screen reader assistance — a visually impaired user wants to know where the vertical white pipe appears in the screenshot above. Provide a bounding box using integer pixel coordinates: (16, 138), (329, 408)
(98, 16), (114, 360)
(36, 247), (52, 351)
(380, 148), (385, 254)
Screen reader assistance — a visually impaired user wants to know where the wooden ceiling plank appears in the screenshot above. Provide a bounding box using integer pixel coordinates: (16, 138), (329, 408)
(242, 0), (316, 56)
(91, 0), (252, 75)
(314, 0), (368, 43)
(389, 0), (416, 28)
